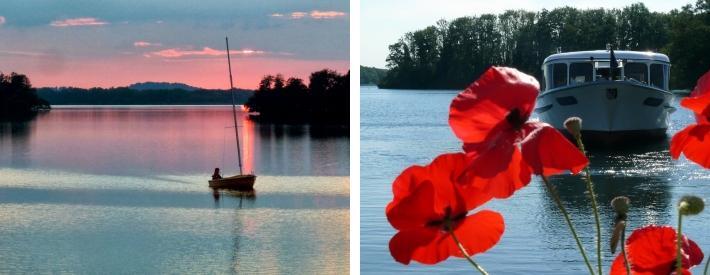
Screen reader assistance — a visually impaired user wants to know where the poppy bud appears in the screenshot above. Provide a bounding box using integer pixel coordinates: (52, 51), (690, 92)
(678, 195), (705, 216)
(610, 220), (625, 254)
(611, 196), (630, 214)
(564, 117), (582, 139)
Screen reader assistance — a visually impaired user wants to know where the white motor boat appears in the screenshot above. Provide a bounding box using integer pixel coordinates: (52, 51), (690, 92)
(535, 50), (674, 143)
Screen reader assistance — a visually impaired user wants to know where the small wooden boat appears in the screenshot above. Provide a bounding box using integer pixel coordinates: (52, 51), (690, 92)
(209, 174), (256, 189)
(209, 37), (257, 190)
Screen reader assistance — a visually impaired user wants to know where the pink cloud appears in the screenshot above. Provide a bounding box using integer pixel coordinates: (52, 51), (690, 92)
(272, 10), (347, 20)
(50, 17), (108, 27)
(144, 47), (266, 58)
(133, 41), (162, 47)
(310, 10), (347, 19)
(0, 16), (5, 26)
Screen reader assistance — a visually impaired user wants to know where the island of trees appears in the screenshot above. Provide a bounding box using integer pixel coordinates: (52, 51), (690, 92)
(245, 69), (349, 124)
(380, 1), (710, 90)
(0, 73), (50, 120)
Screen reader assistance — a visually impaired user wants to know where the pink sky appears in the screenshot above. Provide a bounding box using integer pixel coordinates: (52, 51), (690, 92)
(2, 54), (348, 89)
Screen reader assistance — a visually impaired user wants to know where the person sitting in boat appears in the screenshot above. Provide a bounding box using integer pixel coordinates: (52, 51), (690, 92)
(212, 168), (222, 180)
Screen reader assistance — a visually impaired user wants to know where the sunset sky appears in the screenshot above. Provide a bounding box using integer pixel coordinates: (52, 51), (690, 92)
(0, 0), (349, 89)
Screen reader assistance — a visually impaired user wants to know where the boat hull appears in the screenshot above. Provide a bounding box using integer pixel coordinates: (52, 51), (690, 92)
(209, 174), (256, 190)
(536, 81), (674, 142)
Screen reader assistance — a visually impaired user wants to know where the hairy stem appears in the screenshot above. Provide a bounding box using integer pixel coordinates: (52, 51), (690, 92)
(677, 208), (684, 275)
(575, 136), (603, 275)
(621, 224), (631, 275)
(542, 176), (596, 275)
(447, 221), (489, 275)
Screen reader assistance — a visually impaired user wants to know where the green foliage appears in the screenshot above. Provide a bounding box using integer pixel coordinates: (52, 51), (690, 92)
(245, 69), (349, 124)
(360, 66), (388, 85)
(381, 2), (708, 89)
(0, 73), (50, 120)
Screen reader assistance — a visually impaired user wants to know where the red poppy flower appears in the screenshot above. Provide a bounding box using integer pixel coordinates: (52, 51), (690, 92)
(449, 67), (588, 198)
(671, 70), (710, 168)
(386, 153), (504, 265)
(609, 225), (704, 275)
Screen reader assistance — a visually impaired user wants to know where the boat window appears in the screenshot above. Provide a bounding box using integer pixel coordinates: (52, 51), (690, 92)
(650, 63), (665, 89)
(624, 63), (647, 84)
(569, 63), (593, 84)
(552, 63), (567, 88)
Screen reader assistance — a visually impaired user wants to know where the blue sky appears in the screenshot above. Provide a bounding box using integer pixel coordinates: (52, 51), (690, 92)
(0, 0), (349, 88)
(361, 0), (695, 68)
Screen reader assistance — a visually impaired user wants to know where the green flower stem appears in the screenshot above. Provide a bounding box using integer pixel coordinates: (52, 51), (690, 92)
(677, 205), (685, 275)
(542, 176), (596, 275)
(574, 135), (603, 275)
(447, 220), (489, 275)
(621, 223), (631, 275)
(704, 254), (709, 275)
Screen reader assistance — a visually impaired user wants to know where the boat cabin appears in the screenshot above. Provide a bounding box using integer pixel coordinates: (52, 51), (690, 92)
(541, 50), (670, 92)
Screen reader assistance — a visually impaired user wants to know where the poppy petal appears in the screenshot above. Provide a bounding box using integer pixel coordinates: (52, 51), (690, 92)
(680, 94), (710, 124)
(689, 70), (710, 98)
(386, 178), (439, 230)
(461, 146), (532, 199)
(520, 123), (589, 176)
(449, 67), (539, 144)
(625, 226), (677, 271)
(388, 227), (440, 265)
(428, 153), (493, 211)
(448, 210), (505, 258)
(389, 210), (505, 265)
(683, 238), (704, 268)
(670, 124), (710, 169)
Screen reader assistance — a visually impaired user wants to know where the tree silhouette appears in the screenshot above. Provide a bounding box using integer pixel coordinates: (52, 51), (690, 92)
(245, 69), (349, 124)
(0, 72), (50, 120)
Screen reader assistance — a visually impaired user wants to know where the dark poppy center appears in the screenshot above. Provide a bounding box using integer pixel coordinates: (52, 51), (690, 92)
(506, 108), (526, 130)
(426, 207), (467, 232)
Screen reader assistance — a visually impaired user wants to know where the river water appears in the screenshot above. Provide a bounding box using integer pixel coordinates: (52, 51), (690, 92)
(360, 86), (710, 274)
(0, 106), (349, 274)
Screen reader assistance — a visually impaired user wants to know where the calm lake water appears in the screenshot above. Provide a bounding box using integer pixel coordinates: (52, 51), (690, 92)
(0, 106), (349, 274)
(361, 86), (710, 274)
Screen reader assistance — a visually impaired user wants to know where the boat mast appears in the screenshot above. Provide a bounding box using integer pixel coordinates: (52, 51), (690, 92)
(225, 37), (244, 175)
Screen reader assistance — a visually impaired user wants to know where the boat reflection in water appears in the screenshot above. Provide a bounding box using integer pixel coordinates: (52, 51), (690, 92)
(212, 187), (257, 207)
(539, 138), (672, 253)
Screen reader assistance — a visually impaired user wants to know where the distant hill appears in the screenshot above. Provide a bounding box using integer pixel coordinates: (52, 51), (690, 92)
(37, 86), (254, 105)
(128, 82), (200, 91)
(360, 66), (387, 85)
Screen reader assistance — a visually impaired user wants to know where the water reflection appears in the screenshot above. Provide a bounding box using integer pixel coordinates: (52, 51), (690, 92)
(541, 138), (673, 254)
(212, 188), (257, 209)
(0, 106), (349, 177)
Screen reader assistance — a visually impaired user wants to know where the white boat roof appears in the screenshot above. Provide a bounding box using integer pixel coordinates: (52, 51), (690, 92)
(543, 50), (670, 64)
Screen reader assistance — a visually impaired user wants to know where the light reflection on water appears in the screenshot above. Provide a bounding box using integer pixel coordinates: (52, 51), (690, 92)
(0, 106), (349, 274)
(361, 86), (710, 274)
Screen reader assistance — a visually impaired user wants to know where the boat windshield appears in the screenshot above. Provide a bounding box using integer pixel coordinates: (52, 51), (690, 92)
(569, 63), (593, 84)
(625, 63), (647, 84)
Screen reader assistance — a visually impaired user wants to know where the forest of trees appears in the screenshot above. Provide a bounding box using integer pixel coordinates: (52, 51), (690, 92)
(361, 66), (388, 85)
(380, 1), (710, 89)
(245, 69), (349, 124)
(38, 87), (253, 105)
(0, 73), (50, 120)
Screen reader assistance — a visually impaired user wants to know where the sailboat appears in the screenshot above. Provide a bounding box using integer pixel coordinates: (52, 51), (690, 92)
(209, 37), (256, 190)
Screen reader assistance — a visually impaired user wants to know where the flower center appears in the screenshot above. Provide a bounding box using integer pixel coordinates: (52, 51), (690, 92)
(427, 207), (467, 232)
(506, 108), (525, 130)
